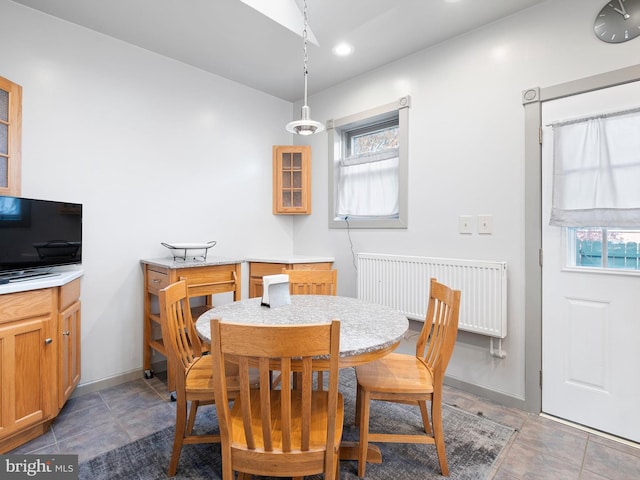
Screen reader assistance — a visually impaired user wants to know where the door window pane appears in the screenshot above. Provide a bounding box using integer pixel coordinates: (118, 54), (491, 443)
(572, 227), (640, 270)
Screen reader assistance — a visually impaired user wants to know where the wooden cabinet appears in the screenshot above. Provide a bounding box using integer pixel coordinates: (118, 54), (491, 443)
(0, 277), (81, 453)
(273, 145), (311, 214)
(58, 279), (81, 407)
(0, 76), (22, 196)
(141, 258), (242, 392)
(248, 260), (333, 298)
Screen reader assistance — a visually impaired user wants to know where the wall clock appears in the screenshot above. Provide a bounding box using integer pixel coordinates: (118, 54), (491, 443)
(594, 0), (640, 43)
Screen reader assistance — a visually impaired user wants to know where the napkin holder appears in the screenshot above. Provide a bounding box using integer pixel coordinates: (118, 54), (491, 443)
(261, 274), (291, 308)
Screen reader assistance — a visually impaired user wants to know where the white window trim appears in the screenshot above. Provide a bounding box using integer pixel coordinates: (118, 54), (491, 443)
(327, 96), (410, 229)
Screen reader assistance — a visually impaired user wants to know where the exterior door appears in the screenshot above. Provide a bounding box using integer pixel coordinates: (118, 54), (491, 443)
(541, 81), (640, 443)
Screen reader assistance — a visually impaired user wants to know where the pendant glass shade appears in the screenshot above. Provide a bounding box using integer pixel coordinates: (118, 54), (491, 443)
(286, 105), (325, 135)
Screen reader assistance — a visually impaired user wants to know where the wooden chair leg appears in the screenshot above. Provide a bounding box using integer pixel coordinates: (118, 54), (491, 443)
(168, 395), (187, 477)
(418, 399), (432, 435)
(271, 371), (282, 388)
(355, 383), (361, 427)
(357, 389), (371, 478)
(186, 400), (199, 434)
(431, 399), (449, 476)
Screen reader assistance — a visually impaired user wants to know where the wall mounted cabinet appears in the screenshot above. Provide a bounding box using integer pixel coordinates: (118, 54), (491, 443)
(273, 145), (311, 215)
(0, 76), (22, 196)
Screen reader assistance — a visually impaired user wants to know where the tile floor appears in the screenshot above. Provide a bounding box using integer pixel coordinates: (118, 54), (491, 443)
(9, 369), (640, 479)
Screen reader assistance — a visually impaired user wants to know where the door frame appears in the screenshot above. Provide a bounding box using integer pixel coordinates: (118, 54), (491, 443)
(522, 64), (640, 414)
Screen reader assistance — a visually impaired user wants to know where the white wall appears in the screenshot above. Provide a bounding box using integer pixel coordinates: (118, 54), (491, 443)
(0, 0), (296, 385)
(294, 0), (640, 402)
(2, 0), (639, 404)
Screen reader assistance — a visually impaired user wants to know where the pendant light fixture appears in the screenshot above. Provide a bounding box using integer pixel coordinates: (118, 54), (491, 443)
(286, 0), (325, 136)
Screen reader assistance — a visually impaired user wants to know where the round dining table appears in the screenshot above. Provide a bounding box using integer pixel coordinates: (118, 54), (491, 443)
(195, 295), (409, 368)
(195, 294), (408, 464)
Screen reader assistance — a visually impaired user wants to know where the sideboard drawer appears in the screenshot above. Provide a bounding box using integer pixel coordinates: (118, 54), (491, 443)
(146, 269), (169, 294)
(250, 263), (287, 277)
(291, 262), (333, 270)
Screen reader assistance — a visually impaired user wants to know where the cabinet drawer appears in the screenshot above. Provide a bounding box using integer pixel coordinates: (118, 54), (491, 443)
(0, 289), (54, 323)
(291, 262), (332, 270)
(250, 262), (333, 277)
(146, 269), (169, 294)
(250, 263), (286, 277)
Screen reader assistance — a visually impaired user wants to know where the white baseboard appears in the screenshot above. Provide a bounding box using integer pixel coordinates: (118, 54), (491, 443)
(72, 361), (168, 398)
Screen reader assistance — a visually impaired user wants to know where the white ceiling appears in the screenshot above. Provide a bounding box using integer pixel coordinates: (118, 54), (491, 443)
(11, 0), (547, 102)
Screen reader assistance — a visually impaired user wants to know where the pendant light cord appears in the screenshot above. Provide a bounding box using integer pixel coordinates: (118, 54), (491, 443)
(302, 0), (309, 107)
(284, 0), (324, 134)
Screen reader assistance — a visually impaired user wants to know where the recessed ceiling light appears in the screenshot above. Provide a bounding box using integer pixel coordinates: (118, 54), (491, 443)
(332, 42), (354, 57)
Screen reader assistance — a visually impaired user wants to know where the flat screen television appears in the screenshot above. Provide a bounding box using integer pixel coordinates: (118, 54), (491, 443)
(0, 195), (82, 280)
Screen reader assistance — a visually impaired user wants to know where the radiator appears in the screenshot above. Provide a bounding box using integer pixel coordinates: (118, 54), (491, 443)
(357, 253), (508, 338)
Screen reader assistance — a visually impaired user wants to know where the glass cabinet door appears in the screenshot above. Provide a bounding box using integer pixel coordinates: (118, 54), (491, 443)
(272, 145), (311, 214)
(0, 76), (22, 196)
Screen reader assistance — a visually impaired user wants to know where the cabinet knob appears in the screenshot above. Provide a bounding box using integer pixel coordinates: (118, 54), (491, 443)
(63, 331), (70, 336)
(152, 279), (161, 283)
(45, 338), (53, 344)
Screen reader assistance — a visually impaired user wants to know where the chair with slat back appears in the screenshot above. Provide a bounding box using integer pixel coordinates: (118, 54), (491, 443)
(278, 268), (338, 390)
(283, 268), (338, 296)
(159, 280), (241, 477)
(209, 319), (344, 480)
(354, 278), (461, 477)
(179, 271), (238, 353)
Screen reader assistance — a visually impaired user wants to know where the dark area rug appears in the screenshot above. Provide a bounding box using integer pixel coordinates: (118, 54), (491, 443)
(79, 369), (514, 479)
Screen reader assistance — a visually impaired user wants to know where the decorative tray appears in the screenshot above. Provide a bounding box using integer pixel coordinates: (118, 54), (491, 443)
(161, 241), (217, 261)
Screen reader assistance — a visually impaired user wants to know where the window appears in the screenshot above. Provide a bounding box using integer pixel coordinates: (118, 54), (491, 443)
(328, 97), (409, 229)
(569, 227), (640, 271)
(551, 107), (640, 274)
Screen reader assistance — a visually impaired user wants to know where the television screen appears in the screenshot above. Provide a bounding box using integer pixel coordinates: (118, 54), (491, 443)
(0, 195), (82, 277)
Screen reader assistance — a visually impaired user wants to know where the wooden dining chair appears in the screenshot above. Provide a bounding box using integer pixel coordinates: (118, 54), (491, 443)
(283, 268), (338, 296)
(159, 280), (241, 477)
(209, 318), (344, 480)
(179, 271), (238, 354)
(277, 268), (337, 390)
(179, 270), (238, 320)
(354, 278), (461, 477)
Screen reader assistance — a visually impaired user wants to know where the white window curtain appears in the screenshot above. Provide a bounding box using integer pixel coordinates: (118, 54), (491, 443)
(550, 108), (640, 227)
(336, 155), (399, 217)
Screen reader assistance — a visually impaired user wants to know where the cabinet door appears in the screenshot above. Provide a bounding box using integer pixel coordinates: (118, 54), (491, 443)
(0, 76), (22, 196)
(0, 317), (54, 440)
(58, 300), (81, 407)
(273, 145), (311, 214)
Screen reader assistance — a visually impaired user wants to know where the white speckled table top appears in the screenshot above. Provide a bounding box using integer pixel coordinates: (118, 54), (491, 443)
(196, 295), (409, 365)
(140, 256), (243, 269)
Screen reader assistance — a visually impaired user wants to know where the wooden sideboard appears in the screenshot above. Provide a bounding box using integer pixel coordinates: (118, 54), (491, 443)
(0, 273), (82, 453)
(247, 256), (334, 298)
(140, 257), (242, 392)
